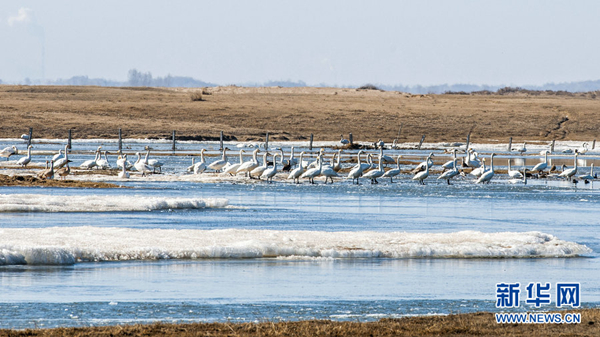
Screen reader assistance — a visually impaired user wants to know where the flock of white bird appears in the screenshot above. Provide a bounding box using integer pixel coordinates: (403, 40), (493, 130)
(2, 141), (597, 185)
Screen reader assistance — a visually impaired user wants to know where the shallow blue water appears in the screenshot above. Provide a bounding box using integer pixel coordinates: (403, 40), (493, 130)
(1, 140), (599, 329)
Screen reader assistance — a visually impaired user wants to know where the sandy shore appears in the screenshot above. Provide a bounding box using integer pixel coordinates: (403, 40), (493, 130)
(1, 309), (597, 336)
(1, 85), (598, 144)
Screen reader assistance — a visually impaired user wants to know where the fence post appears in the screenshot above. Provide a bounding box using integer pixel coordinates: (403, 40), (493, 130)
(28, 128), (33, 147)
(172, 130), (176, 151)
(592, 139), (596, 150)
(118, 129), (122, 152)
(265, 132), (269, 150)
(67, 129), (72, 151)
(418, 135), (426, 150)
(507, 137), (512, 152)
(219, 131), (224, 151)
(551, 139), (555, 153)
(349, 133), (353, 145)
(309, 134), (314, 151)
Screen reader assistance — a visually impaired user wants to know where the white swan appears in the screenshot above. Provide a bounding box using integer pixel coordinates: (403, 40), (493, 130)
(507, 159), (523, 179)
(578, 163), (595, 180)
(237, 148), (260, 176)
(17, 145), (33, 167)
(442, 149), (458, 170)
(96, 151), (111, 170)
(118, 154), (130, 179)
(116, 150), (133, 170)
(464, 149), (481, 168)
(54, 145), (71, 169)
(193, 149), (207, 174)
(559, 153), (579, 181)
(340, 135), (349, 145)
(532, 151), (549, 173)
(362, 155), (384, 184)
(250, 152), (269, 179)
(509, 168), (528, 184)
(476, 153), (496, 184)
(223, 149), (245, 175)
(261, 153), (280, 183)
(144, 148), (163, 173)
(320, 155), (339, 184)
(288, 152), (306, 183)
(438, 158), (460, 185)
(413, 153), (434, 173)
(52, 149), (64, 162)
(301, 154), (323, 184)
(348, 151), (366, 185)
(208, 148), (229, 172)
(332, 150), (342, 172)
(412, 158), (430, 185)
(382, 155), (402, 183)
(576, 142), (589, 154)
(80, 149), (101, 170)
(134, 152), (153, 177)
(0, 145), (18, 160)
(469, 158), (487, 177)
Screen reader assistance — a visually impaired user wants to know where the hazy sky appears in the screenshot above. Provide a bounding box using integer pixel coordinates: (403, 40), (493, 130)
(1, 1), (599, 86)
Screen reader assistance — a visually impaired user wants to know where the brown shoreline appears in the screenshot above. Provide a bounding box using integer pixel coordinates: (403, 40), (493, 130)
(1, 85), (599, 144)
(0, 174), (120, 188)
(1, 309), (598, 337)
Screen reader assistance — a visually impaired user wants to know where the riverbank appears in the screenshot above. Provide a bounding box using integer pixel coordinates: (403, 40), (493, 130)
(1, 309), (597, 336)
(1, 85), (598, 144)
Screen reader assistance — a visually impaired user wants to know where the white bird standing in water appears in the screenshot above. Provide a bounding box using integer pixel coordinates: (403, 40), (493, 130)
(251, 152), (269, 179)
(261, 153), (280, 183)
(134, 152), (153, 177)
(476, 153), (496, 184)
(382, 155), (402, 183)
(208, 148), (229, 172)
(507, 159), (523, 179)
(17, 145), (33, 167)
(438, 158), (460, 185)
(118, 154), (130, 179)
(0, 146), (18, 161)
(532, 151), (549, 174)
(559, 153), (579, 181)
(412, 159), (430, 185)
(288, 151), (305, 184)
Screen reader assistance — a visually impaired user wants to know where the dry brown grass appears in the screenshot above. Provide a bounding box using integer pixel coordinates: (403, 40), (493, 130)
(0, 174), (120, 188)
(1, 309), (598, 336)
(0, 85), (598, 143)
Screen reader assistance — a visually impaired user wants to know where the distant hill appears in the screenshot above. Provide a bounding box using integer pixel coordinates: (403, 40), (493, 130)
(3, 70), (600, 94)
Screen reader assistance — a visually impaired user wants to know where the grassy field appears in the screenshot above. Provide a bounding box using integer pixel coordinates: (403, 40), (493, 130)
(1, 309), (597, 336)
(1, 85), (598, 144)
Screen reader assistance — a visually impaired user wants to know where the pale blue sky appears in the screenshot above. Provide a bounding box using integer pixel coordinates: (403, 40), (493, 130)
(1, 1), (599, 86)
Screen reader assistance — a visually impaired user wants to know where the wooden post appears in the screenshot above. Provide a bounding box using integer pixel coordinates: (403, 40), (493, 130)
(349, 133), (353, 145)
(118, 129), (122, 152)
(67, 129), (72, 151)
(219, 131), (224, 151)
(309, 134), (314, 151)
(551, 139), (555, 153)
(172, 130), (176, 151)
(466, 132), (471, 150)
(265, 132), (269, 150)
(28, 128), (33, 146)
(592, 139), (596, 150)
(418, 135), (426, 150)
(507, 137), (512, 151)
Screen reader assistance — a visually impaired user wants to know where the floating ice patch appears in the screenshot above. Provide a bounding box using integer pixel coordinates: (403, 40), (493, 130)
(0, 228), (591, 265)
(0, 194), (228, 212)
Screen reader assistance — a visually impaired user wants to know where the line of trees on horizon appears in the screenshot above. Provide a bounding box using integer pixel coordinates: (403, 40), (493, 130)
(2, 69), (600, 94)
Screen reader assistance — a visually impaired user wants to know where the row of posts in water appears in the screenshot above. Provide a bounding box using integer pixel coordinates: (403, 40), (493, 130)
(22, 127), (597, 153)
